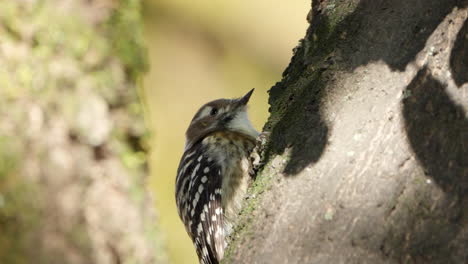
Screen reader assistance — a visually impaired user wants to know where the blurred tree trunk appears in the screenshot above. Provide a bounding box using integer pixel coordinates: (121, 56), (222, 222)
(0, 1), (167, 264)
(225, 0), (467, 263)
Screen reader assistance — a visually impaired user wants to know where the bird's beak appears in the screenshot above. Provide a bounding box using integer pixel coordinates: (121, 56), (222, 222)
(237, 88), (254, 106)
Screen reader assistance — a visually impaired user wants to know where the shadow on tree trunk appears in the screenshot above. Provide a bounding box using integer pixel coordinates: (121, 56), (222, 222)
(450, 19), (468, 86)
(262, 0), (466, 177)
(377, 66), (468, 263)
(403, 66), (467, 196)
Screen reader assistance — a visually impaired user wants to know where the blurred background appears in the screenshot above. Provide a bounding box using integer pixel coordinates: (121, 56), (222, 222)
(142, 0), (309, 263)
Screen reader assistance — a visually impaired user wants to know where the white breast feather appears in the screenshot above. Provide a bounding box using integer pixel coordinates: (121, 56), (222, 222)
(227, 110), (259, 139)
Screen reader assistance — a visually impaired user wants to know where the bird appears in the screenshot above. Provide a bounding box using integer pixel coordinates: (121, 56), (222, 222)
(175, 89), (259, 264)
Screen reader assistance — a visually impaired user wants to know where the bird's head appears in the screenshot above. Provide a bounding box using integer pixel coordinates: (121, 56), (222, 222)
(185, 89), (258, 150)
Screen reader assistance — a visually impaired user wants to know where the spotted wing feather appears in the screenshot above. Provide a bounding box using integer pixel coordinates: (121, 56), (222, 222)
(176, 146), (225, 264)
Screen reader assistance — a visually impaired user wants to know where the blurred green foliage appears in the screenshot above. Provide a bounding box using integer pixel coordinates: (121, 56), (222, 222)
(108, 0), (149, 80)
(0, 137), (40, 264)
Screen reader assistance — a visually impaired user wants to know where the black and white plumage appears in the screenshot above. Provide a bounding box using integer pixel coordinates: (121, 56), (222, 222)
(175, 90), (258, 264)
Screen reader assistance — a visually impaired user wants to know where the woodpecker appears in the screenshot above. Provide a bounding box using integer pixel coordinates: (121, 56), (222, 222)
(175, 89), (259, 264)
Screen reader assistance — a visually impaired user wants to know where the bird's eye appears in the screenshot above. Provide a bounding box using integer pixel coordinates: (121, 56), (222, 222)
(210, 108), (218, 116)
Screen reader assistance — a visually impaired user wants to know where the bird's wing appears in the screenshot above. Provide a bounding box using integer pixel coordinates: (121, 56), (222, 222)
(177, 149), (225, 264)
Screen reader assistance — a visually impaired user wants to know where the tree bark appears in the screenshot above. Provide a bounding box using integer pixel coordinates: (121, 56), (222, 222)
(225, 0), (467, 263)
(0, 1), (166, 263)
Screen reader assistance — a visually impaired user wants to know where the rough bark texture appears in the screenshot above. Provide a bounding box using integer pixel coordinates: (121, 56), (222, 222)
(0, 1), (167, 263)
(225, 0), (467, 263)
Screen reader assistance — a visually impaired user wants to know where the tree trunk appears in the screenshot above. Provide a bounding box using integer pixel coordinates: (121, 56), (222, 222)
(0, 1), (166, 263)
(225, 0), (467, 263)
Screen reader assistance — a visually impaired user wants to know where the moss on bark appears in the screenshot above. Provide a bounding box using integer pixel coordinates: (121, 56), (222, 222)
(0, 1), (166, 263)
